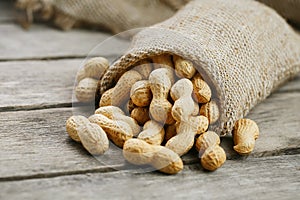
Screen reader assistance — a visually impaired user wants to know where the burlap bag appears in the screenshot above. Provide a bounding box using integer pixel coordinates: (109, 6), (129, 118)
(15, 0), (300, 32)
(99, 0), (300, 136)
(15, 0), (189, 32)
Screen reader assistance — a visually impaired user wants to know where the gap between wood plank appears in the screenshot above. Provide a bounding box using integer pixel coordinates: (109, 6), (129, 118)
(0, 54), (122, 62)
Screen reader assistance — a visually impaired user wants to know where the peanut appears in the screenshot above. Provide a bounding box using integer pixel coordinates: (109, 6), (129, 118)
(134, 60), (153, 79)
(166, 78), (209, 156)
(200, 100), (220, 124)
(89, 114), (133, 147)
(233, 118), (259, 155)
(149, 68), (175, 125)
(99, 70), (142, 107)
(192, 73), (211, 103)
(77, 122), (109, 155)
(95, 106), (141, 136)
(66, 115), (90, 142)
(130, 107), (150, 125)
(201, 145), (226, 171)
(99, 88), (113, 107)
(196, 131), (226, 171)
(152, 54), (175, 84)
(166, 116), (209, 156)
(75, 78), (98, 102)
(66, 115), (109, 155)
(170, 78), (195, 121)
(173, 55), (196, 79)
(76, 57), (109, 82)
(130, 80), (152, 107)
(138, 120), (165, 145)
(123, 139), (183, 174)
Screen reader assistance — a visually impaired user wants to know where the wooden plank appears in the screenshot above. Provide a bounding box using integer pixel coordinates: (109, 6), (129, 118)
(0, 107), (127, 180)
(0, 0), (14, 23)
(0, 91), (299, 179)
(0, 60), (299, 111)
(0, 24), (130, 61)
(0, 59), (79, 110)
(0, 155), (299, 199)
(0, 57), (121, 111)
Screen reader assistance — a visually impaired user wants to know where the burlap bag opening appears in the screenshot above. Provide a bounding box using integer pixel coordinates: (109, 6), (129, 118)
(100, 0), (300, 136)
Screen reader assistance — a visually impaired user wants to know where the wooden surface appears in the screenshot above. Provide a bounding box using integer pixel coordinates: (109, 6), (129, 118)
(0, 1), (299, 199)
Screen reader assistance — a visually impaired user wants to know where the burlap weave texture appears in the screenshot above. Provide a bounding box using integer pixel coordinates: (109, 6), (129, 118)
(100, 0), (300, 136)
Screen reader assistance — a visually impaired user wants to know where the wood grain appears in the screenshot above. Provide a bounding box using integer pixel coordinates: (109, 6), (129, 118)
(0, 59), (79, 110)
(0, 60), (299, 111)
(0, 57), (121, 111)
(0, 155), (299, 200)
(0, 24), (129, 61)
(0, 90), (299, 179)
(0, 108), (127, 180)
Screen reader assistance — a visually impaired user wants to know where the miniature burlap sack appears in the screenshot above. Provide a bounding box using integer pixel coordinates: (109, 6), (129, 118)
(15, 0), (300, 32)
(15, 0), (189, 32)
(100, 0), (300, 136)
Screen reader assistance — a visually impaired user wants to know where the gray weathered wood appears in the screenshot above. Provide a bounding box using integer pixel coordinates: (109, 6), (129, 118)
(0, 90), (299, 179)
(0, 59), (80, 109)
(0, 155), (299, 200)
(0, 57), (122, 111)
(0, 108), (127, 180)
(0, 60), (299, 111)
(0, 0), (14, 23)
(0, 24), (130, 61)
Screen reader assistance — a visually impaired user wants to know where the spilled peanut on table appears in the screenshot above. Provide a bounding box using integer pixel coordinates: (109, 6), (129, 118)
(66, 55), (259, 174)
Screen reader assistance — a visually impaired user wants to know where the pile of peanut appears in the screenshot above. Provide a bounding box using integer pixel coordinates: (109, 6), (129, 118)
(67, 55), (259, 174)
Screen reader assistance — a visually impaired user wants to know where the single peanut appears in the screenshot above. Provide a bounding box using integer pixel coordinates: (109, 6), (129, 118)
(134, 60), (153, 79)
(233, 118), (259, 155)
(99, 88), (113, 107)
(200, 100), (219, 124)
(95, 106), (141, 136)
(77, 57), (109, 82)
(196, 131), (226, 171)
(123, 139), (183, 174)
(192, 73), (211, 103)
(152, 54), (175, 84)
(99, 70), (142, 107)
(138, 120), (165, 145)
(77, 122), (109, 155)
(75, 78), (98, 102)
(66, 115), (109, 155)
(166, 78), (208, 156)
(149, 68), (175, 125)
(201, 145), (226, 171)
(173, 55), (196, 79)
(130, 80), (152, 107)
(130, 107), (150, 125)
(166, 115), (209, 156)
(170, 78), (195, 121)
(66, 115), (90, 142)
(89, 114), (133, 147)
